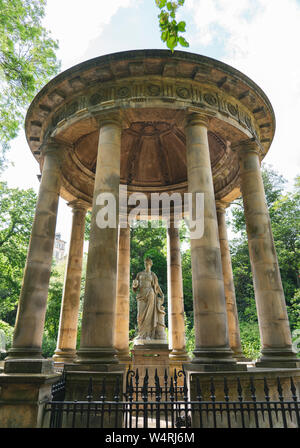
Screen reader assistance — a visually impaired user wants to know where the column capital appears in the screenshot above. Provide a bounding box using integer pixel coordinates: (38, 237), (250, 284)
(68, 199), (90, 213)
(184, 110), (214, 129)
(40, 138), (71, 159)
(93, 110), (125, 129)
(231, 138), (263, 156)
(215, 200), (230, 213)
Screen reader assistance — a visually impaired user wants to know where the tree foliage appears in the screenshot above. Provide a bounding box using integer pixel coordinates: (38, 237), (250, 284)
(155, 0), (189, 52)
(0, 182), (37, 325)
(0, 0), (59, 166)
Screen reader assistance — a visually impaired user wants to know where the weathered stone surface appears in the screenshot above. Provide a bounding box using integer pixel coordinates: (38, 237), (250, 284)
(167, 222), (189, 361)
(5, 142), (66, 369)
(238, 141), (299, 368)
(76, 117), (122, 364)
(132, 258), (167, 342)
(185, 113), (236, 366)
(216, 201), (244, 361)
(115, 226), (131, 361)
(25, 50), (275, 206)
(0, 373), (60, 428)
(188, 368), (300, 427)
(53, 200), (87, 362)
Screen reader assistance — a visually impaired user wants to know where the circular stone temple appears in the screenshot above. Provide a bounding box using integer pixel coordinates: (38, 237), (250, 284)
(2, 51), (299, 425)
(25, 49), (275, 204)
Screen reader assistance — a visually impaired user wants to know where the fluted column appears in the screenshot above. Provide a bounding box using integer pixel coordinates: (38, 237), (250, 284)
(5, 140), (66, 373)
(53, 200), (88, 363)
(115, 225), (131, 361)
(167, 219), (188, 361)
(237, 140), (298, 367)
(185, 112), (236, 366)
(216, 200), (244, 361)
(76, 114), (122, 364)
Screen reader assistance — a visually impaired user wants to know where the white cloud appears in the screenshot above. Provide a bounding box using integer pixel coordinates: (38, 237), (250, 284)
(43, 0), (135, 70)
(186, 0), (300, 184)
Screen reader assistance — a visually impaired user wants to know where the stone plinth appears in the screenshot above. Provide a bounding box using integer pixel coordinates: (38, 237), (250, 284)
(131, 343), (171, 386)
(61, 363), (126, 428)
(188, 367), (300, 428)
(0, 372), (60, 428)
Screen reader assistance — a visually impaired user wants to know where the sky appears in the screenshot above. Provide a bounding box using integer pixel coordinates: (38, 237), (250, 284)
(2, 0), (300, 247)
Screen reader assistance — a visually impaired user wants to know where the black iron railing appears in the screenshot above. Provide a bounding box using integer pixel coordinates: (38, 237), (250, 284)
(44, 369), (300, 428)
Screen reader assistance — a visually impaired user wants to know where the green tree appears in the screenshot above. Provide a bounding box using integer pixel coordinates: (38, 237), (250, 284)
(0, 181), (37, 325)
(0, 0), (59, 167)
(155, 0), (189, 52)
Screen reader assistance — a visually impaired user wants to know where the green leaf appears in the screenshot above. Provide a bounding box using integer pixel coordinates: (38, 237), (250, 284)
(179, 36), (189, 47)
(177, 21), (186, 32)
(161, 30), (168, 42)
(158, 0), (167, 8)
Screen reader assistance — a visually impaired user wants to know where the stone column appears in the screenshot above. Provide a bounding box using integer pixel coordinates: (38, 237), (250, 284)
(115, 225), (131, 362)
(185, 112), (236, 368)
(216, 200), (244, 361)
(167, 219), (189, 361)
(76, 115), (122, 364)
(5, 140), (66, 373)
(53, 200), (88, 363)
(237, 140), (299, 367)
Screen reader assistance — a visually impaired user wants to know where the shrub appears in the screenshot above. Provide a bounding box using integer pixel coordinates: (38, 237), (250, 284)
(239, 321), (261, 360)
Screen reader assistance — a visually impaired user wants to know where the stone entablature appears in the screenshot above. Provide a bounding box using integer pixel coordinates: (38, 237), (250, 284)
(25, 50), (275, 206)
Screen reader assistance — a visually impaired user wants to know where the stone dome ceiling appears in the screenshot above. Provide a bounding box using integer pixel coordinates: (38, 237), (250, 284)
(74, 122), (226, 189)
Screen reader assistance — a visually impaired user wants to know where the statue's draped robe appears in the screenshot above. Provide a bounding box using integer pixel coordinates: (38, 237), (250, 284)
(133, 271), (162, 339)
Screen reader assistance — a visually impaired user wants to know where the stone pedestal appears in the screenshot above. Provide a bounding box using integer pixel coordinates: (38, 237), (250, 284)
(188, 367), (300, 428)
(62, 363), (125, 428)
(0, 372), (60, 428)
(131, 343), (171, 386)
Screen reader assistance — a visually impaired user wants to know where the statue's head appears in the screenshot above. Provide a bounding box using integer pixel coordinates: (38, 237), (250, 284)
(144, 257), (153, 268)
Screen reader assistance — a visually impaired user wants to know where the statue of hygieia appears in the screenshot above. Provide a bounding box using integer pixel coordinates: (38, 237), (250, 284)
(132, 257), (167, 342)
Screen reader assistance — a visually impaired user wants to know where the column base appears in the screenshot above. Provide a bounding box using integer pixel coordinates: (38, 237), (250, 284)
(75, 347), (118, 364)
(190, 347), (246, 371)
(255, 348), (300, 368)
(192, 347), (236, 363)
(232, 349), (248, 362)
(4, 358), (54, 374)
(53, 349), (76, 363)
(169, 349), (190, 362)
(116, 349), (131, 364)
